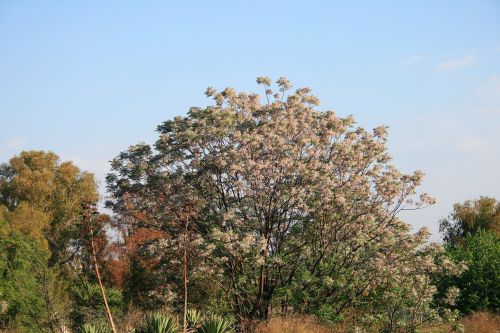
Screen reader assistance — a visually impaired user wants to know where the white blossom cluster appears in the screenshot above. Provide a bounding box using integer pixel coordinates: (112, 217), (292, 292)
(107, 77), (463, 326)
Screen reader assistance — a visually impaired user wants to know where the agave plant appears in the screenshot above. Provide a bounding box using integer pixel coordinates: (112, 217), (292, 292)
(197, 315), (234, 333)
(187, 309), (204, 331)
(137, 313), (179, 333)
(80, 324), (109, 333)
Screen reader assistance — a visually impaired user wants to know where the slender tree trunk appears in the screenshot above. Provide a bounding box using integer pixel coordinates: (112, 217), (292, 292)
(90, 227), (117, 333)
(253, 257), (267, 319)
(183, 221), (188, 333)
(41, 271), (58, 333)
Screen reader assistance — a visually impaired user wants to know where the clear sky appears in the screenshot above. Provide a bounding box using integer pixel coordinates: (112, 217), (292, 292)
(1, 1), (499, 241)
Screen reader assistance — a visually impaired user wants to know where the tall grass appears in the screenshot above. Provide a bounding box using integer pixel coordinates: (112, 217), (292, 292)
(462, 312), (500, 333)
(81, 311), (500, 333)
(255, 316), (339, 333)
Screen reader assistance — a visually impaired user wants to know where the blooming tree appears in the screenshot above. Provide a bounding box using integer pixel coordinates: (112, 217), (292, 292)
(106, 77), (456, 326)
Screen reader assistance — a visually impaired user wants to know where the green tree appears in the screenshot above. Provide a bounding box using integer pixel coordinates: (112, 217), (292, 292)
(0, 222), (71, 333)
(70, 282), (123, 332)
(443, 231), (500, 314)
(0, 150), (99, 265)
(439, 196), (500, 245)
(0, 151), (104, 331)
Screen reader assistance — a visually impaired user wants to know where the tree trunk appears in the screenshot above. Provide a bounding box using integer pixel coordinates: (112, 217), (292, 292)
(90, 227), (117, 333)
(183, 222), (188, 333)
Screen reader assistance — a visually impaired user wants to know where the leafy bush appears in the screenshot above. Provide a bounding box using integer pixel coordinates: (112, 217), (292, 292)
(71, 282), (125, 331)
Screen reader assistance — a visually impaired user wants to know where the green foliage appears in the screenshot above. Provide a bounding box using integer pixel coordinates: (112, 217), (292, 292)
(313, 304), (342, 326)
(137, 313), (179, 333)
(440, 196), (500, 245)
(0, 150), (99, 265)
(444, 231), (500, 313)
(197, 315), (234, 333)
(0, 151), (118, 332)
(70, 282), (125, 331)
(0, 222), (71, 332)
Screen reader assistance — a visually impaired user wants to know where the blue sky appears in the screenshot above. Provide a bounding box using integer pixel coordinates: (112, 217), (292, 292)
(1, 1), (499, 240)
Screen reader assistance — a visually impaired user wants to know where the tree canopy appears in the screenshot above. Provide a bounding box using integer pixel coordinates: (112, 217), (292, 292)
(0, 151), (105, 332)
(0, 151), (99, 264)
(439, 196), (500, 245)
(106, 77), (458, 330)
(439, 196), (500, 315)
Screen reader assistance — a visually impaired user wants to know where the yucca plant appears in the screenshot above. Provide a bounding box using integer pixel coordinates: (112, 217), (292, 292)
(197, 315), (234, 333)
(187, 309), (204, 331)
(80, 324), (109, 333)
(137, 312), (179, 333)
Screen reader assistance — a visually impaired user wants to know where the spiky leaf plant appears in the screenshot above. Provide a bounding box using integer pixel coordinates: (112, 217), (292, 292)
(137, 313), (179, 333)
(80, 324), (109, 333)
(197, 315), (234, 333)
(187, 309), (204, 330)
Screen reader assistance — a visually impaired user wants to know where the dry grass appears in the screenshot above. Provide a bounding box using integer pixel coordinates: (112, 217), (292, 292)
(416, 324), (450, 333)
(113, 311), (500, 333)
(115, 305), (144, 333)
(255, 316), (344, 333)
(419, 312), (500, 333)
(251, 312), (500, 333)
(462, 312), (500, 333)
